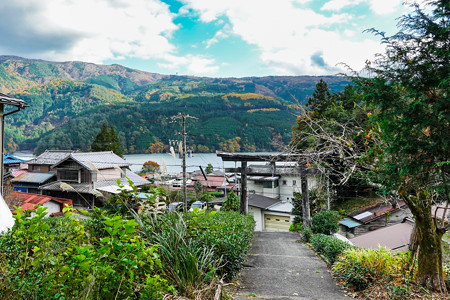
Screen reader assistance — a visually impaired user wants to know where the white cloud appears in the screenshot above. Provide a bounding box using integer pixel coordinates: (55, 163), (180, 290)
(158, 54), (219, 75)
(1, 0), (178, 63)
(321, 0), (402, 14)
(368, 0), (402, 15)
(180, 0), (387, 74)
(205, 25), (231, 48)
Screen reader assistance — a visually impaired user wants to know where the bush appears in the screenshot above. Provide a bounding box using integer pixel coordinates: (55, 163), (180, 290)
(197, 211), (255, 278)
(0, 205), (173, 299)
(311, 210), (340, 235)
(310, 234), (354, 264)
(142, 212), (219, 298)
(301, 226), (313, 242)
(332, 247), (411, 291)
(222, 191), (240, 212)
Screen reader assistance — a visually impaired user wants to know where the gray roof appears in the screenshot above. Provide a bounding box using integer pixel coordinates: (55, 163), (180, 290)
(12, 172), (55, 184)
(40, 169), (148, 193)
(27, 150), (75, 165)
(52, 151), (131, 170)
(350, 222), (413, 251)
(0, 92), (29, 108)
(210, 193), (281, 209)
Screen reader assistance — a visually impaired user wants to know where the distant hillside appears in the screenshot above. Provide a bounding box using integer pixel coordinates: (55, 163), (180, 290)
(0, 56), (350, 154)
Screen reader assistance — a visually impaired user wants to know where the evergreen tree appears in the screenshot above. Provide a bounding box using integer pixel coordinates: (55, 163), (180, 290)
(306, 79), (333, 116)
(356, 0), (449, 292)
(91, 123), (123, 157)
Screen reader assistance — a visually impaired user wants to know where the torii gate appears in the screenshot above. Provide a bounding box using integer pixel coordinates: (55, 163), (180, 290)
(216, 151), (314, 225)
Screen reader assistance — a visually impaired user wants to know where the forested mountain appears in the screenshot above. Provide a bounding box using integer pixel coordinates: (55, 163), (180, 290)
(0, 56), (349, 154)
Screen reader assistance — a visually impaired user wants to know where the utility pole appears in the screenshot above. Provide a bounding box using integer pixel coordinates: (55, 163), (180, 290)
(171, 113), (198, 211)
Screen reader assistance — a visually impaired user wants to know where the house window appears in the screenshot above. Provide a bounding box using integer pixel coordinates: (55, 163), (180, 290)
(282, 180), (287, 185)
(293, 180), (297, 186)
(32, 165), (41, 172)
(59, 169), (79, 182)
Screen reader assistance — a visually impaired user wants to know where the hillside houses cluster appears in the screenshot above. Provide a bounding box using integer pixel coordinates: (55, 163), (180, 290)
(4, 150), (148, 214)
(2, 150), (415, 252)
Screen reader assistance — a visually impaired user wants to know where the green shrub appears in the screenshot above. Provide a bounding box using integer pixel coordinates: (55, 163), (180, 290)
(301, 226), (313, 242)
(311, 210), (340, 235)
(222, 191), (240, 212)
(332, 247), (411, 291)
(310, 234), (354, 264)
(142, 212), (219, 298)
(197, 211), (255, 278)
(290, 223), (302, 232)
(0, 205), (174, 299)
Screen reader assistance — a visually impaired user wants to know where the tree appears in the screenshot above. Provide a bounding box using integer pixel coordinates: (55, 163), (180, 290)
(306, 79), (333, 116)
(205, 163), (214, 174)
(355, 0), (449, 292)
(291, 83), (371, 202)
(140, 160), (160, 174)
(222, 191), (240, 212)
(90, 123), (123, 157)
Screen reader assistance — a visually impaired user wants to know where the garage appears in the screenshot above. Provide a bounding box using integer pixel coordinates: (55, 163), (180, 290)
(264, 214), (291, 232)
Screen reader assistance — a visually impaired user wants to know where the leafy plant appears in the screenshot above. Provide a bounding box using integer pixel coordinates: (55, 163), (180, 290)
(332, 247), (411, 291)
(222, 191), (240, 212)
(301, 226), (313, 243)
(311, 210), (340, 235)
(310, 234), (353, 264)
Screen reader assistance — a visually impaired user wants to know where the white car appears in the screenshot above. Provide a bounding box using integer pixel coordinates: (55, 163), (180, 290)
(189, 201), (207, 211)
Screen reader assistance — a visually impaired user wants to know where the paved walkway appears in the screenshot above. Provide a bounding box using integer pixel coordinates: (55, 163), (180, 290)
(233, 232), (348, 300)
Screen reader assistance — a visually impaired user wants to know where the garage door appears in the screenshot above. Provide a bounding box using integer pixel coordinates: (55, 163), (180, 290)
(264, 214), (291, 232)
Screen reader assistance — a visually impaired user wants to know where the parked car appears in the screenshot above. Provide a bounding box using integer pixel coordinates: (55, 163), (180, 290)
(189, 201), (207, 211)
(168, 202), (183, 212)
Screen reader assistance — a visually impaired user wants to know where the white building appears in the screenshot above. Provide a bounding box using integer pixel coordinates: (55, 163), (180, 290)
(246, 163), (319, 203)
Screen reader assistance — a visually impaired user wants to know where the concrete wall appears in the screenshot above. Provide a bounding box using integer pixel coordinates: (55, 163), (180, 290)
(97, 168), (122, 181)
(248, 206), (263, 231)
(44, 201), (61, 215)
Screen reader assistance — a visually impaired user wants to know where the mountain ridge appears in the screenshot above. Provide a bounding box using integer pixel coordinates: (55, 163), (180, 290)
(0, 56), (350, 154)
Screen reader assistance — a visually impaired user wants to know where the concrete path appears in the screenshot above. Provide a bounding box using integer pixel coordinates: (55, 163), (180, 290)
(233, 232), (348, 300)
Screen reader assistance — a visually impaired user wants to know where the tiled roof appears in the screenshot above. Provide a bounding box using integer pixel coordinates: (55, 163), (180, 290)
(26, 150), (75, 165)
(5, 191), (72, 211)
(190, 175), (226, 188)
(348, 200), (407, 224)
(40, 170), (148, 193)
(12, 172), (55, 184)
(53, 151), (131, 170)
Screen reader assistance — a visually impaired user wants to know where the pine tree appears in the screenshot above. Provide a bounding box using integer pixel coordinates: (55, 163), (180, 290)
(90, 123), (123, 157)
(306, 79), (333, 116)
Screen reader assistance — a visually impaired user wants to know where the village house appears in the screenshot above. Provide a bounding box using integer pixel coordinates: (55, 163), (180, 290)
(210, 193), (294, 232)
(36, 151), (149, 208)
(4, 191), (72, 216)
(188, 170), (230, 192)
(246, 163), (319, 202)
(339, 200), (410, 237)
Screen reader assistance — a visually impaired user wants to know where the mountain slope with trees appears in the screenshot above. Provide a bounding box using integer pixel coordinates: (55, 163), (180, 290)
(0, 56), (349, 154)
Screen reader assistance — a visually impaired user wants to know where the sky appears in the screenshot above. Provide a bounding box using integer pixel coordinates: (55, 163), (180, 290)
(0, 0), (410, 78)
